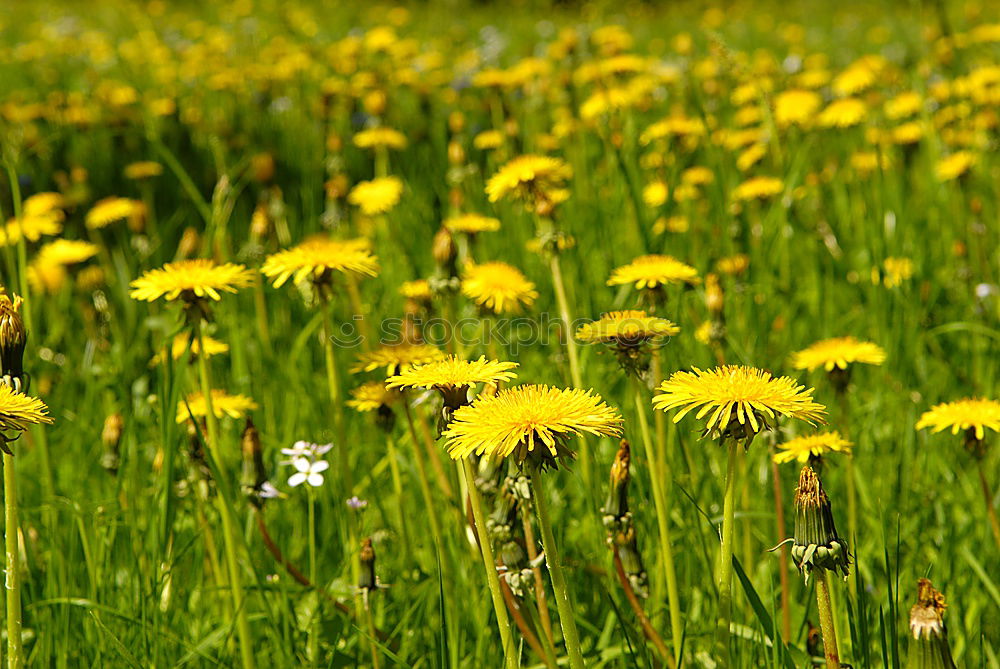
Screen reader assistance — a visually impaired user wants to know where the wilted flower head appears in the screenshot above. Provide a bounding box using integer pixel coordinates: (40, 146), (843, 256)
(906, 578), (957, 669)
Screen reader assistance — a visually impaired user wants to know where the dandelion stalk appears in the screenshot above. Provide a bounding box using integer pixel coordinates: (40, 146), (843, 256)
(976, 462), (1000, 551)
(3, 448), (23, 669)
(815, 570), (842, 669)
(530, 470), (586, 669)
(195, 322), (257, 669)
(714, 437), (740, 667)
(461, 459), (518, 669)
(631, 379), (682, 666)
(320, 300), (350, 495)
(519, 504), (555, 651)
(307, 486), (319, 667)
(401, 397), (444, 551)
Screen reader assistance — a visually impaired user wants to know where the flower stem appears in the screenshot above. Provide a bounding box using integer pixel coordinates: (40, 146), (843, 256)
(461, 459), (518, 669)
(769, 449), (792, 640)
(307, 487), (319, 667)
(632, 380), (682, 666)
(401, 398), (444, 551)
(714, 437), (740, 668)
(977, 462), (1000, 552)
(519, 504), (555, 651)
(4, 451), (24, 669)
(546, 253), (591, 494)
(385, 436), (411, 558)
(815, 570), (842, 669)
(320, 301), (350, 495)
(529, 471), (586, 669)
(196, 323), (257, 669)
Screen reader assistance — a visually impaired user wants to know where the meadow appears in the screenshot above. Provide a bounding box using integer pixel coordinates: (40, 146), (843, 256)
(0, 0), (998, 667)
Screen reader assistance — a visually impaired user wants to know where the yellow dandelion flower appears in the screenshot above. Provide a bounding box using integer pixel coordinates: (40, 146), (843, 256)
(351, 343), (446, 375)
(0, 384), (53, 433)
(387, 355), (518, 408)
(607, 254), (700, 290)
(177, 390), (258, 423)
(22, 192), (64, 217)
(151, 333), (229, 366)
(694, 320), (714, 345)
(717, 254), (750, 276)
(682, 166), (714, 186)
(261, 237), (379, 288)
(130, 259), (256, 302)
(33, 239), (99, 265)
(883, 257), (914, 288)
(1, 213), (63, 247)
(576, 310), (679, 346)
(885, 91), (923, 120)
(442, 384), (622, 466)
(791, 336), (886, 372)
(473, 130), (504, 150)
(732, 176), (784, 201)
(774, 89), (822, 127)
(445, 213), (501, 234)
(652, 365), (826, 440)
(347, 177), (404, 215)
(485, 154), (572, 204)
(935, 151), (975, 181)
(400, 279), (432, 301)
(123, 161), (164, 179)
(353, 127), (407, 150)
(86, 197), (146, 229)
(643, 181), (669, 207)
(773, 431), (853, 464)
(461, 261), (538, 314)
(818, 98), (867, 128)
(916, 398), (1000, 441)
(347, 381), (401, 412)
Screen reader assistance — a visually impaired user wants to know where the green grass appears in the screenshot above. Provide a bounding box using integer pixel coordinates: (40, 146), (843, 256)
(0, 0), (998, 666)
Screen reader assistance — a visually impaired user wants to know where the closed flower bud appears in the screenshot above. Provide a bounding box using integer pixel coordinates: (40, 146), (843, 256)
(0, 291), (27, 391)
(791, 466), (849, 583)
(358, 537), (377, 592)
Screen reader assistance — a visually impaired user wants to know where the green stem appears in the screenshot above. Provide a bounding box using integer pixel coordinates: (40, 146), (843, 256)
(977, 462), (1000, 552)
(401, 399), (444, 551)
(714, 438), (740, 668)
(632, 380), (682, 666)
(196, 322), (257, 669)
(320, 302), (350, 495)
(385, 435), (410, 559)
(547, 253), (591, 494)
(462, 459), (518, 669)
(307, 487), (318, 667)
(530, 471), (586, 669)
(4, 451), (23, 669)
(815, 571), (842, 669)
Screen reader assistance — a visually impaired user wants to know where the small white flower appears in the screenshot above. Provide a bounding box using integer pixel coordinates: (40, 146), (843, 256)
(259, 481), (281, 499)
(281, 440), (334, 463)
(287, 457), (329, 487)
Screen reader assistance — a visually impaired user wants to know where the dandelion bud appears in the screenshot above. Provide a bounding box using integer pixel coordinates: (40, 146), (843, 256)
(241, 418), (269, 507)
(906, 578), (956, 669)
(705, 273), (724, 315)
(791, 466), (849, 583)
(432, 226), (457, 274)
(251, 153), (275, 183)
(100, 412), (124, 475)
(447, 140), (465, 166)
(448, 110), (465, 134)
(363, 90), (387, 116)
(0, 291), (27, 391)
(602, 440), (632, 527)
(358, 537), (377, 592)
(176, 227), (200, 259)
